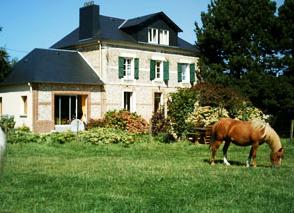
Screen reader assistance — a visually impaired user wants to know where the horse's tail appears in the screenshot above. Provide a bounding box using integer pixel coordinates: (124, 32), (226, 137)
(209, 123), (217, 149)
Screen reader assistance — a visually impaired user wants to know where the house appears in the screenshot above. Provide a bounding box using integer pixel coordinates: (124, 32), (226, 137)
(0, 2), (199, 133)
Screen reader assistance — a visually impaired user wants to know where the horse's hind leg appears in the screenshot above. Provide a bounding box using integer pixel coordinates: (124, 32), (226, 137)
(210, 140), (223, 165)
(223, 141), (231, 166)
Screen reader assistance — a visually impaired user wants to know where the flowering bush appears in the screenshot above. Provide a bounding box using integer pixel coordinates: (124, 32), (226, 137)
(186, 101), (229, 127)
(104, 110), (149, 134)
(235, 103), (271, 122)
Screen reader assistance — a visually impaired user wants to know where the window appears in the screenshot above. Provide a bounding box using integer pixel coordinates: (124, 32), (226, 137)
(54, 95), (87, 125)
(150, 60), (169, 81)
(178, 63), (196, 83)
(181, 64), (190, 83)
(123, 58), (133, 78)
(123, 92), (133, 112)
(159, 30), (169, 45)
(118, 57), (139, 80)
(148, 28), (158, 44)
(154, 93), (163, 112)
(156, 61), (163, 79)
(21, 96), (28, 115)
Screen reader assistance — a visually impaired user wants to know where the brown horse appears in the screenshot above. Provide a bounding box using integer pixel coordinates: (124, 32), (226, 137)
(210, 118), (284, 167)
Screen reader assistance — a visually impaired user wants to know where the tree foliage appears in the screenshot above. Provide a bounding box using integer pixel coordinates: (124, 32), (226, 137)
(0, 28), (12, 81)
(196, 0), (278, 80)
(195, 0), (294, 135)
(278, 0), (294, 77)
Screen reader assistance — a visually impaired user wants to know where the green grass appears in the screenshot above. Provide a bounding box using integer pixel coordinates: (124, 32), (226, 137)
(0, 139), (294, 212)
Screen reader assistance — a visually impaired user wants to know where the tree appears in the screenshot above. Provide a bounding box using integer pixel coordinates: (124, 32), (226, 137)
(0, 28), (11, 81)
(0, 48), (11, 81)
(278, 0), (294, 77)
(196, 0), (278, 81)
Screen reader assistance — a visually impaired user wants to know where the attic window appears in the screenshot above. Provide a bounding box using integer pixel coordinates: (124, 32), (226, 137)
(148, 28), (158, 44)
(160, 30), (169, 45)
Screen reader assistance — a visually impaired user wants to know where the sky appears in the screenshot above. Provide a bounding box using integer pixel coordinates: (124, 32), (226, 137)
(0, 0), (285, 60)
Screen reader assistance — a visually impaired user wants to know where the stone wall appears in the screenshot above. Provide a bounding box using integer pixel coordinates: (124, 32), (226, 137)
(81, 44), (198, 121)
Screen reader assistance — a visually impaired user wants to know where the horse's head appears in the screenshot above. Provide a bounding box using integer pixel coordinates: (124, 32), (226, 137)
(270, 148), (284, 167)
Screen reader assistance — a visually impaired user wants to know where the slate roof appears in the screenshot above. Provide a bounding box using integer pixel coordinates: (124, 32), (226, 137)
(1, 48), (103, 85)
(51, 14), (197, 53)
(119, 12), (183, 32)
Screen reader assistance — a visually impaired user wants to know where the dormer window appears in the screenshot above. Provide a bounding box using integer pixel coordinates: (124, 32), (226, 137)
(148, 28), (158, 44)
(148, 28), (169, 45)
(159, 30), (169, 45)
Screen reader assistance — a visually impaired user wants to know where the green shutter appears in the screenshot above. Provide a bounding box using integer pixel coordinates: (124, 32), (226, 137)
(163, 61), (169, 81)
(150, 60), (156, 80)
(177, 63), (182, 82)
(118, 57), (124, 79)
(190, 63), (196, 83)
(134, 58), (139, 80)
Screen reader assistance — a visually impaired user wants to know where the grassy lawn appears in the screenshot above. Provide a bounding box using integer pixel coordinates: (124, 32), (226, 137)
(0, 139), (293, 212)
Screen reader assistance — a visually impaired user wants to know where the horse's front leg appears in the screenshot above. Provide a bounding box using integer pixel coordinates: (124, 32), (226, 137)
(210, 140), (222, 165)
(247, 143), (259, 168)
(223, 141), (231, 166)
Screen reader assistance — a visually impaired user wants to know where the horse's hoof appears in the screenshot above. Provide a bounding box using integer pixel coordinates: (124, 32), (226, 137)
(210, 162), (215, 166)
(224, 163), (231, 166)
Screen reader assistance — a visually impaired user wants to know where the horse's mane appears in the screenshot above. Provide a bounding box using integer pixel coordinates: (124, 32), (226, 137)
(251, 119), (281, 152)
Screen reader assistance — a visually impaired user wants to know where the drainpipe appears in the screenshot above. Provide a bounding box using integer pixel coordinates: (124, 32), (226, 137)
(98, 40), (102, 77)
(27, 82), (33, 131)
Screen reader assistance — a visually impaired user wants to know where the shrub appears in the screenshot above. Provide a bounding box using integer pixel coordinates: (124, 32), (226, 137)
(167, 88), (199, 138)
(235, 102), (271, 122)
(191, 82), (246, 117)
(43, 131), (77, 144)
(151, 110), (169, 135)
(7, 128), (40, 144)
(86, 118), (105, 129)
(0, 115), (15, 133)
(103, 110), (149, 134)
(186, 101), (229, 128)
(79, 127), (135, 145)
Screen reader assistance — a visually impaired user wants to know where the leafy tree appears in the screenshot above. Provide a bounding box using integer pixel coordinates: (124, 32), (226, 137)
(196, 0), (278, 80)
(0, 28), (12, 81)
(0, 48), (11, 81)
(278, 0), (294, 77)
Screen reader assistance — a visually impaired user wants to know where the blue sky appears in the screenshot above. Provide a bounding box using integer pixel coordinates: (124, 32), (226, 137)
(0, 0), (284, 60)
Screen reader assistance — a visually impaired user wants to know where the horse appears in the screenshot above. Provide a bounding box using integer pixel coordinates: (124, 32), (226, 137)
(0, 127), (6, 172)
(209, 118), (284, 167)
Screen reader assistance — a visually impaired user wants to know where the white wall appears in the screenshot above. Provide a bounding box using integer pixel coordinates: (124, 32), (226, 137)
(0, 84), (33, 129)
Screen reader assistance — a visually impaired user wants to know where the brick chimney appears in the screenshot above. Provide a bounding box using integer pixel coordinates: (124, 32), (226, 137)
(79, 2), (100, 40)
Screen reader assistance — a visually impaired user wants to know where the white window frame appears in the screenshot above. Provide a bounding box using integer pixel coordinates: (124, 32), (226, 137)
(159, 29), (169, 45)
(181, 63), (190, 83)
(148, 28), (158, 44)
(21, 96), (28, 116)
(155, 60), (163, 80)
(122, 91), (136, 113)
(123, 57), (134, 79)
(154, 92), (163, 112)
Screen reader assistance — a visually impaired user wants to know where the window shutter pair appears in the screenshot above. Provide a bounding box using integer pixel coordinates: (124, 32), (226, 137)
(150, 60), (169, 81)
(118, 57), (139, 79)
(177, 63), (196, 83)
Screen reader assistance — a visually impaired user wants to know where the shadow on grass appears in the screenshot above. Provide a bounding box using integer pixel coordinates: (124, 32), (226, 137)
(203, 159), (271, 168)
